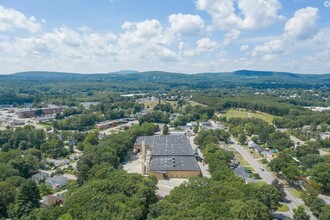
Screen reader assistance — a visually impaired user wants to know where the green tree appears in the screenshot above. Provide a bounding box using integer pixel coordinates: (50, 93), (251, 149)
(319, 122), (328, 132)
(162, 125), (169, 135)
(13, 180), (41, 218)
(293, 206), (310, 220)
(10, 154), (39, 178)
(309, 162), (330, 191)
(238, 133), (247, 145)
(38, 183), (54, 196)
(83, 132), (99, 146)
(0, 181), (15, 218)
(319, 206), (330, 220)
(58, 213), (73, 220)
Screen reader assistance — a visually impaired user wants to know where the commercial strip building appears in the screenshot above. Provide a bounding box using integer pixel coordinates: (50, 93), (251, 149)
(134, 135), (201, 179)
(15, 107), (63, 118)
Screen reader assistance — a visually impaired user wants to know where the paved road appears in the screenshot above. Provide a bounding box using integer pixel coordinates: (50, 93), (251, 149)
(230, 138), (316, 219)
(188, 135), (211, 178)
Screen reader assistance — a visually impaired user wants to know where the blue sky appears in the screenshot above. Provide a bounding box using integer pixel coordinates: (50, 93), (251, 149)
(0, 0), (329, 74)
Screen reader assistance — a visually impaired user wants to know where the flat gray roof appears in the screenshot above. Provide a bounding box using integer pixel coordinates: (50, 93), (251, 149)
(151, 135), (194, 156)
(149, 156), (200, 171)
(135, 136), (155, 146)
(135, 135), (200, 172)
(135, 135), (195, 156)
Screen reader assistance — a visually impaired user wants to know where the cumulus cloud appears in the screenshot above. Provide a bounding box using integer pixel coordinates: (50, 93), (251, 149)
(197, 38), (217, 51)
(284, 7), (319, 41)
(240, 44), (249, 51)
(252, 39), (284, 60)
(223, 29), (241, 45)
(184, 37), (218, 56)
(169, 13), (205, 36)
(195, 0), (283, 29)
(0, 26), (118, 60)
(118, 19), (177, 62)
(0, 4), (41, 32)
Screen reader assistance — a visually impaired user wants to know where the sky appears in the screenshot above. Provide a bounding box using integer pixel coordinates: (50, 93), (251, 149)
(0, 0), (329, 74)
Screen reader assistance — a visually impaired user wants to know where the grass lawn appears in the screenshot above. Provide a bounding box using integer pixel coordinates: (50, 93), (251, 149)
(236, 155), (249, 166)
(189, 101), (207, 107)
(36, 123), (52, 128)
(244, 166), (255, 172)
(277, 204), (289, 212)
(143, 100), (159, 109)
(89, 128), (100, 133)
(247, 149), (263, 159)
(222, 108), (278, 124)
(291, 189), (303, 198)
(256, 181), (268, 186)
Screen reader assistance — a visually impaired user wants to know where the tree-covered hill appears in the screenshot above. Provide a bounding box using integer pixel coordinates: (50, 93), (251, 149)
(2, 70), (330, 89)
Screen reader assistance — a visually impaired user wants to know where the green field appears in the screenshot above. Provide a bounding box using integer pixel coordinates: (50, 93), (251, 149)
(222, 109), (277, 124)
(277, 204), (289, 212)
(291, 189), (303, 198)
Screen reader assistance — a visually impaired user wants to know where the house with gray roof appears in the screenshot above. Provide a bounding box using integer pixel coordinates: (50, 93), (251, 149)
(45, 175), (68, 189)
(31, 172), (49, 183)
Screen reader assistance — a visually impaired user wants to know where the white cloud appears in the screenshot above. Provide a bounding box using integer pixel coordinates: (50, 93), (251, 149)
(169, 13), (205, 36)
(117, 19), (177, 62)
(0, 26), (118, 60)
(237, 0), (283, 29)
(223, 29), (241, 45)
(158, 48), (180, 62)
(195, 0), (283, 29)
(252, 39), (284, 60)
(0, 4), (41, 32)
(240, 44), (249, 51)
(184, 37), (218, 56)
(284, 7), (319, 41)
(312, 28), (330, 48)
(197, 38), (217, 51)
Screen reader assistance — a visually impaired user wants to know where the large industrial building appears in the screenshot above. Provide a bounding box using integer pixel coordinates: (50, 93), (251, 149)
(134, 135), (201, 179)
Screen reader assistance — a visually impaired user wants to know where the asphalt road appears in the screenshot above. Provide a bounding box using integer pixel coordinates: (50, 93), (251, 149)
(230, 139), (316, 219)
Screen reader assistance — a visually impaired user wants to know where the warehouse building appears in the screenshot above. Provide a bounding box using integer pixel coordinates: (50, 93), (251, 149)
(134, 135), (200, 179)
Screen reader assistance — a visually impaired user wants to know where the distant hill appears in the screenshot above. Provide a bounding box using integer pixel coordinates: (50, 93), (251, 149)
(232, 70), (301, 78)
(109, 70), (139, 74)
(12, 71), (82, 77)
(2, 69), (330, 89)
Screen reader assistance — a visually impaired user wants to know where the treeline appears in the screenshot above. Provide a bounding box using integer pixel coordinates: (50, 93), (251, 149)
(0, 91), (33, 105)
(194, 129), (230, 146)
(77, 123), (158, 184)
(28, 165), (158, 220)
(153, 103), (174, 113)
(173, 105), (215, 127)
(194, 95), (300, 116)
(139, 111), (170, 124)
(274, 111), (330, 128)
(0, 126), (46, 151)
(53, 113), (104, 131)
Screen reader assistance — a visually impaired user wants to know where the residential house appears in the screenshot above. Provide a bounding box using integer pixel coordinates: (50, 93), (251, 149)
(248, 140), (258, 148)
(254, 147), (265, 154)
(200, 121), (212, 129)
(45, 175), (68, 189)
(41, 194), (64, 206)
(31, 172), (49, 183)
